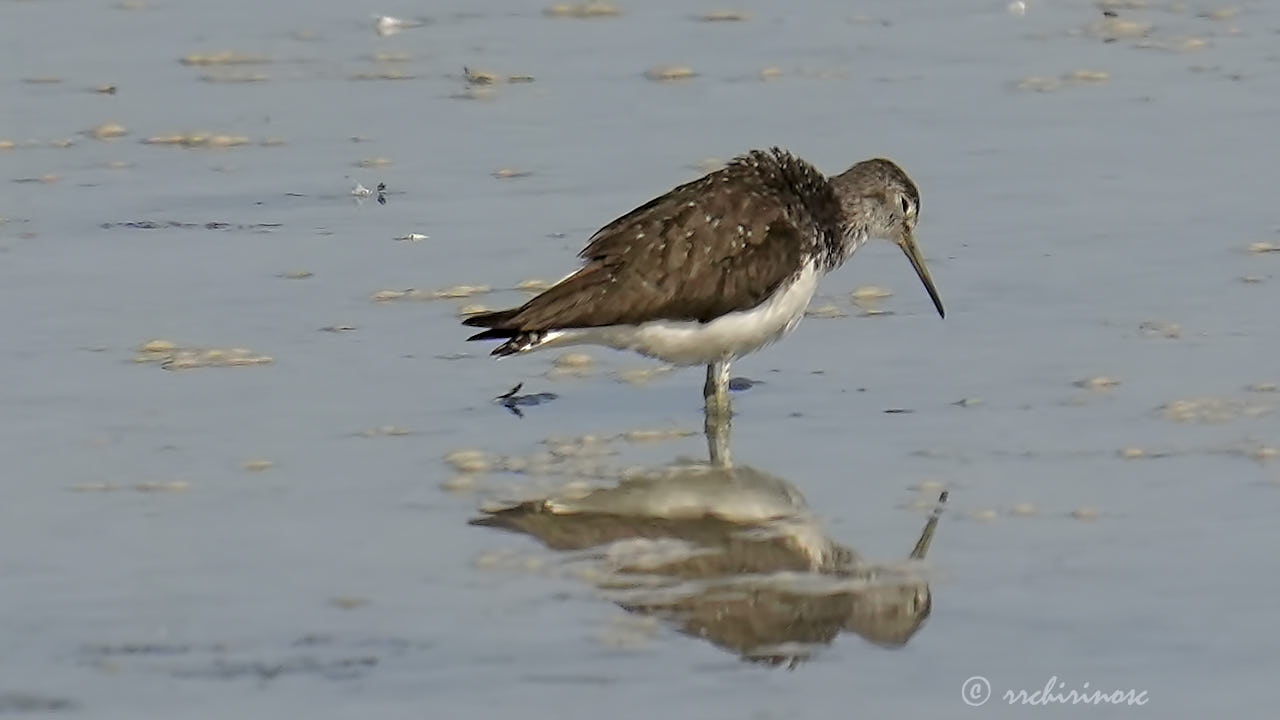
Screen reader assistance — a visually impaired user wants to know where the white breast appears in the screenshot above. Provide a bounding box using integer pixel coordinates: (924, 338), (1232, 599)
(575, 261), (822, 366)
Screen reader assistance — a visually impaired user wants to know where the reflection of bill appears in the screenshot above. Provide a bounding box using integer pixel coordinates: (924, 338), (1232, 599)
(471, 414), (948, 667)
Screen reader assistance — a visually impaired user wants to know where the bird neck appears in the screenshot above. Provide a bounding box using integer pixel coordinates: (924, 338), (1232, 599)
(819, 224), (867, 272)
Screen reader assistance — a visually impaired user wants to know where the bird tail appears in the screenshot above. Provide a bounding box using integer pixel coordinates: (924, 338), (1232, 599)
(462, 307), (520, 330)
(462, 308), (547, 356)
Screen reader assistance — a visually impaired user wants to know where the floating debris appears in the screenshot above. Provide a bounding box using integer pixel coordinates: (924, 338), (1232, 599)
(970, 509), (998, 522)
(351, 182), (387, 204)
(71, 480), (190, 493)
(133, 481), (189, 493)
(952, 397), (984, 408)
(1014, 76), (1062, 93)
(1070, 507), (1101, 521)
(547, 367), (592, 380)
(645, 65), (696, 82)
(457, 304), (495, 317)
(1016, 69), (1109, 93)
(492, 168), (532, 179)
(164, 350), (271, 370)
(1138, 320), (1181, 339)
(242, 459), (274, 472)
(1066, 69), (1110, 83)
(850, 285), (893, 301)
(445, 449), (492, 473)
(727, 377), (761, 392)
(804, 303), (846, 319)
(1118, 447), (1147, 459)
(350, 70), (416, 81)
(616, 365), (675, 385)
(496, 383), (559, 417)
(93, 84), (118, 94)
(909, 479), (946, 493)
(395, 233), (429, 242)
(1247, 241), (1280, 253)
(464, 67), (499, 85)
(139, 339), (176, 353)
(356, 157), (392, 168)
(436, 284), (491, 298)
(201, 72), (269, 83)
(544, 2), (622, 18)
(1009, 503), (1036, 517)
(1134, 36), (1207, 53)
(23, 76), (63, 84)
(1198, 7), (1239, 21)
(329, 596), (369, 610)
(142, 133), (252, 148)
(278, 270), (313, 280)
(621, 428), (696, 442)
(1246, 383), (1278, 393)
(87, 122), (128, 140)
(374, 14), (426, 36)
(517, 278), (552, 292)
(1161, 396), (1272, 423)
(441, 475), (480, 493)
(758, 67), (783, 81)
(850, 285), (892, 313)
(1086, 13), (1151, 42)
(553, 352), (595, 369)
(461, 67), (535, 86)
(180, 51), (270, 66)
(100, 220), (281, 231)
(1074, 376), (1121, 389)
(319, 325), (358, 333)
(134, 340), (273, 370)
(359, 425), (411, 437)
(697, 9), (750, 22)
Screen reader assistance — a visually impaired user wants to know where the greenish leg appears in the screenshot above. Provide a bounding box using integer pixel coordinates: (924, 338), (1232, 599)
(703, 360), (732, 420)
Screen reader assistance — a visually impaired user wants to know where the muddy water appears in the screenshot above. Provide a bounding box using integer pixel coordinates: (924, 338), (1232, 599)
(2, 0), (1278, 717)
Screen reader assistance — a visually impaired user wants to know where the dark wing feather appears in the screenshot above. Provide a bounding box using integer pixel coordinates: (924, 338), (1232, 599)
(467, 149), (836, 332)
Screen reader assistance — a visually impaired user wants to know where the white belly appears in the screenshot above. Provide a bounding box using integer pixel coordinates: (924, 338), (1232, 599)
(547, 262), (821, 366)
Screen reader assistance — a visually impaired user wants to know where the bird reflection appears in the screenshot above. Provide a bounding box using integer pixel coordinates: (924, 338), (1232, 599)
(470, 413), (946, 668)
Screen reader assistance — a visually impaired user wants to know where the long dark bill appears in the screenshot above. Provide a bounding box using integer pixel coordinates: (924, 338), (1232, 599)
(899, 231), (945, 318)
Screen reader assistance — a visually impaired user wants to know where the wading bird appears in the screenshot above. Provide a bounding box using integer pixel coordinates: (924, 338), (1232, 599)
(464, 147), (944, 416)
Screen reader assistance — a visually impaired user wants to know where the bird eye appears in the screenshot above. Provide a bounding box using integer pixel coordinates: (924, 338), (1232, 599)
(899, 196), (912, 216)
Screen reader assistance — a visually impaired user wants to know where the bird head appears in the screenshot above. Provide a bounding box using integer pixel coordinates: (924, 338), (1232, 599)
(832, 159), (944, 319)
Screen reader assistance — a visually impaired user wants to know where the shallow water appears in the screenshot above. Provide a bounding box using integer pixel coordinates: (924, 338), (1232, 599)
(2, 0), (1278, 717)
